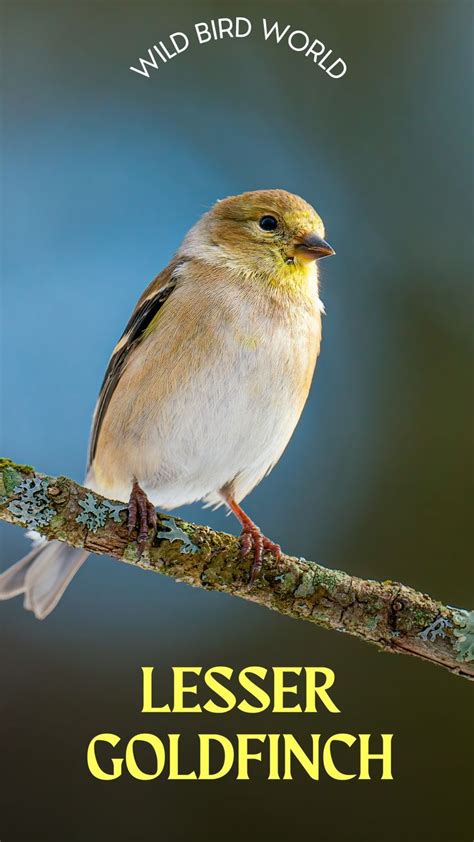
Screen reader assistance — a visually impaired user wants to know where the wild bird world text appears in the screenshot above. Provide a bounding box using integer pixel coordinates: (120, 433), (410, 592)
(87, 666), (393, 782)
(130, 18), (348, 80)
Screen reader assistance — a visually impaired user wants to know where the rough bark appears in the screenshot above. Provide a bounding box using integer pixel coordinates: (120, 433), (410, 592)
(0, 458), (472, 680)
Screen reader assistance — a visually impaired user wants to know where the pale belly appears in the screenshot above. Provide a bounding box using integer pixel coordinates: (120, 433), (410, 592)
(89, 292), (321, 508)
(142, 339), (314, 508)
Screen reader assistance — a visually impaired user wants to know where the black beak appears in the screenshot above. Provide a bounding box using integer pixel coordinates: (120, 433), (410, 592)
(294, 234), (335, 261)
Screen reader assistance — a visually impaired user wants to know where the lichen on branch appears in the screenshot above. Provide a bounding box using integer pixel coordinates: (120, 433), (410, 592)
(0, 458), (472, 680)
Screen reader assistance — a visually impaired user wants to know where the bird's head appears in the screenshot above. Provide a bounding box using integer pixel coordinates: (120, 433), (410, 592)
(180, 189), (334, 293)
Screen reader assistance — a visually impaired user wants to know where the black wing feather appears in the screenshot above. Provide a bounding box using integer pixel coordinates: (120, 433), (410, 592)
(88, 279), (176, 466)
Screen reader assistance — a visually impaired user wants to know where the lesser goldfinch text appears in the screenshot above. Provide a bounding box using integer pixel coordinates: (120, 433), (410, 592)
(87, 666), (393, 781)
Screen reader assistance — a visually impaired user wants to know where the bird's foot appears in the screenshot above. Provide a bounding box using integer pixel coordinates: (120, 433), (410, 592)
(128, 481), (157, 556)
(239, 523), (282, 584)
(225, 497), (281, 584)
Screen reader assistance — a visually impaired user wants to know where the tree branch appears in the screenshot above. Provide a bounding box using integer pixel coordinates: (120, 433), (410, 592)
(0, 458), (472, 679)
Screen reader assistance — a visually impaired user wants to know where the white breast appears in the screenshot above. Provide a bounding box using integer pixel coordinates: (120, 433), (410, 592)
(147, 297), (319, 507)
(90, 276), (322, 509)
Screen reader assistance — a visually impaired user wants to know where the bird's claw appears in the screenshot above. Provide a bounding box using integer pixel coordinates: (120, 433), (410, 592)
(128, 482), (157, 556)
(239, 525), (282, 584)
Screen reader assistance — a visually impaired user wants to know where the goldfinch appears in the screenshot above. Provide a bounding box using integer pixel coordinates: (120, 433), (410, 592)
(0, 189), (334, 618)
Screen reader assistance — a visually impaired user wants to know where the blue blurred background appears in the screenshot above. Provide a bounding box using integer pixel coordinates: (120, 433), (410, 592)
(1, 1), (473, 840)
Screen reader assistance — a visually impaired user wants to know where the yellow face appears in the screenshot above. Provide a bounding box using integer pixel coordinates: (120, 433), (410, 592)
(202, 189), (334, 288)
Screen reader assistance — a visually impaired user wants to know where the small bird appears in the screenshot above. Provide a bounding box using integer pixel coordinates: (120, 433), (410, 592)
(0, 189), (334, 618)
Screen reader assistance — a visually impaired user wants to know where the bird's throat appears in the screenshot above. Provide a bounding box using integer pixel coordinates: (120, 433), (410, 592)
(267, 257), (318, 298)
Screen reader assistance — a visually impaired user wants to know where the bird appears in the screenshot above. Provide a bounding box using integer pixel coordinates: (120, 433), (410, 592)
(0, 189), (334, 618)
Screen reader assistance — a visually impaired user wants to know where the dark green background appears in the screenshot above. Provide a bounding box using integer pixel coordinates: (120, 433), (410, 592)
(1, 1), (473, 840)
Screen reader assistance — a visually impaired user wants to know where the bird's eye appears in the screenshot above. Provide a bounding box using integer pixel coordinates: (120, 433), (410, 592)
(259, 215), (278, 232)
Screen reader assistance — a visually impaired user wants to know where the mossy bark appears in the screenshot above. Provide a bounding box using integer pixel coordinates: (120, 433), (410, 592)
(0, 458), (472, 680)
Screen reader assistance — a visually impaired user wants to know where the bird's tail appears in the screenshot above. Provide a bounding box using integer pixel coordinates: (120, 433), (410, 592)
(0, 539), (89, 619)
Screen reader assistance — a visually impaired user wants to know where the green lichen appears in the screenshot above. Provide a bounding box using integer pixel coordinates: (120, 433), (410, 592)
(294, 570), (316, 598)
(105, 502), (128, 523)
(201, 563), (231, 586)
(309, 607), (333, 630)
(452, 609), (474, 663)
(411, 606), (439, 630)
(274, 570), (298, 592)
(76, 493), (108, 531)
(157, 516), (198, 554)
(49, 514), (65, 529)
(7, 477), (55, 528)
(123, 543), (140, 563)
(76, 493), (127, 533)
(0, 458), (35, 475)
(0, 466), (28, 501)
(418, 615), (451, 643)
(0, 460), (36, 501)
(366, 613), (381, 632)
(313, 565), (345, 593)
(49, 514), (68, 541)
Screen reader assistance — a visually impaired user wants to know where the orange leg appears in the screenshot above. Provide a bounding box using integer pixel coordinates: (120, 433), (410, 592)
(128, 481), (157, 556)
(226, 497), (281, 583)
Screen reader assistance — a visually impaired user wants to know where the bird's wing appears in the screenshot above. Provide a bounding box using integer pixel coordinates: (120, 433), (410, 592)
(87, 259), (181, 468)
